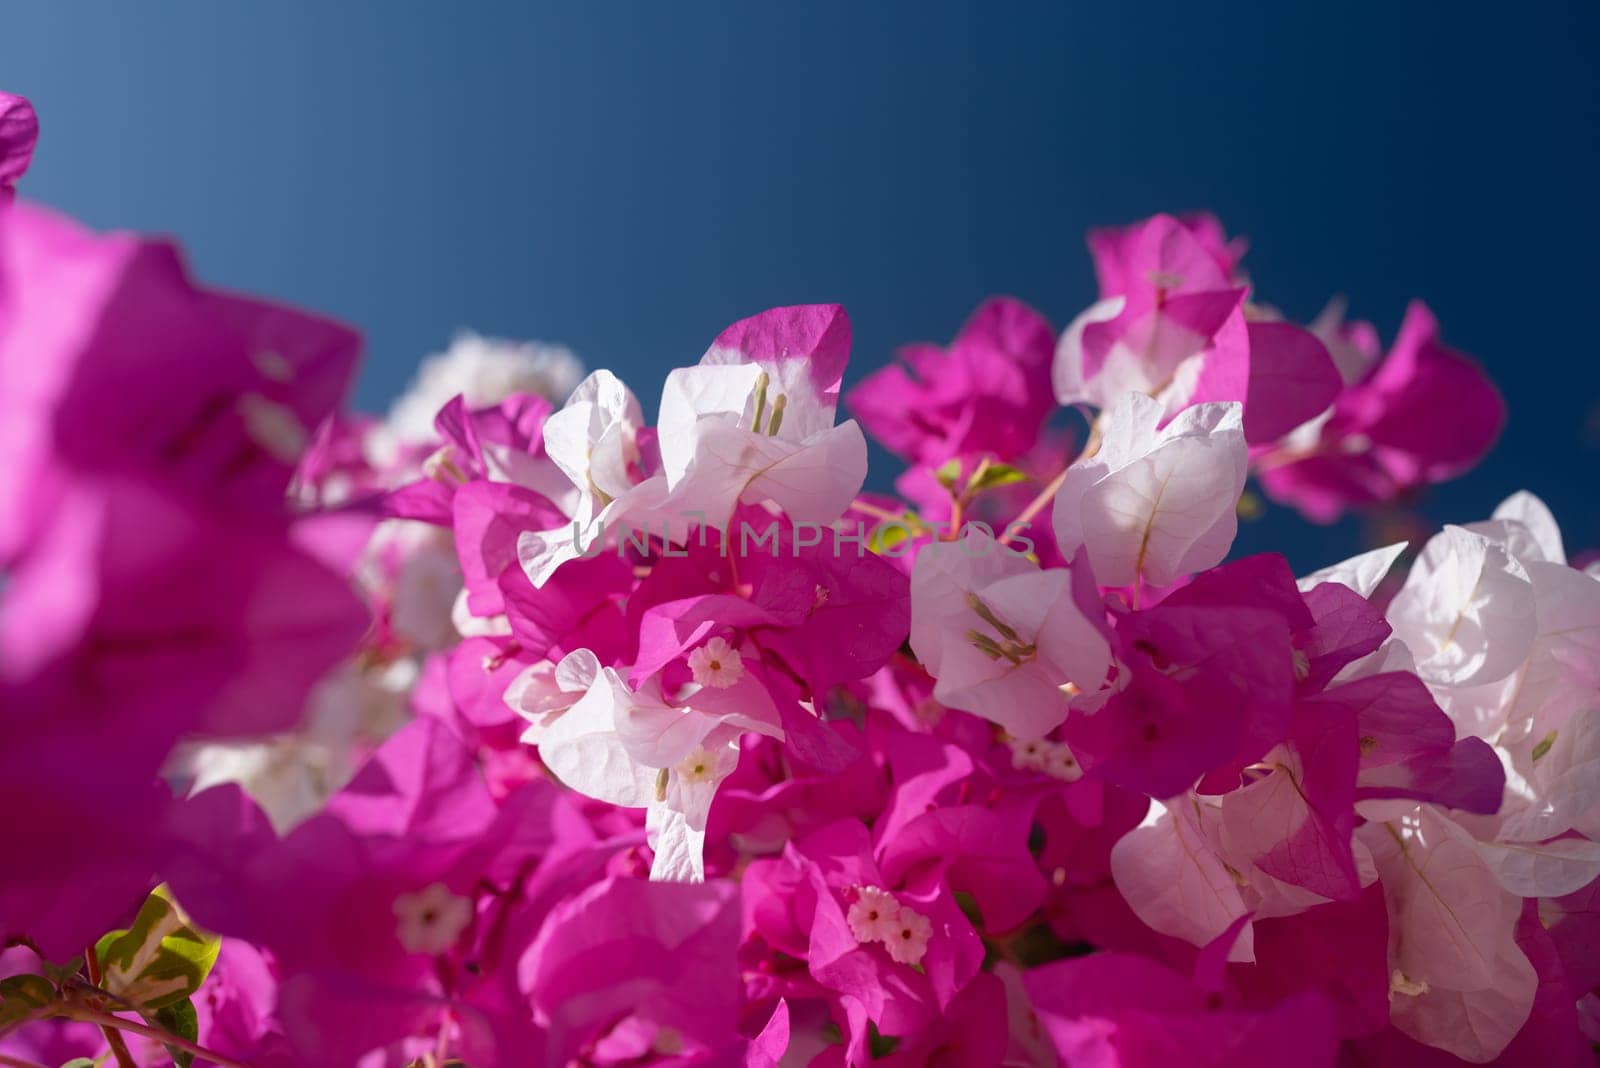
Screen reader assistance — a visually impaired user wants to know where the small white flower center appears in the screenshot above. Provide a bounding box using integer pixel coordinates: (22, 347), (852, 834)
(393, 882), (473, 955)
(688, 636), (744, 688)
(674, 746), (720, 786)
(884, 907), (933, 967)
(846, 885), (904, 945)
(1009, 737), (1083, 782)
(846, 886), (932, 967)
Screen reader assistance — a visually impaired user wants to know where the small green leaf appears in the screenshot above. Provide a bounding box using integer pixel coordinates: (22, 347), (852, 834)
(152, 997), (199, 1068)
(952, 889), (984, 929)
(1003, 922), (1093, 968)
(59, 1060), (98, 1068)
(932, 458), (963, 490)
(0, 972), (54, 1028)
(0, 973), (55, 1008)
(867, 1022), (901, 1058)
(93, 886), (220, 1011)
(964, 462), (1028, 495)
(867, 514), (919, 555)
(40, 955), (83, 985)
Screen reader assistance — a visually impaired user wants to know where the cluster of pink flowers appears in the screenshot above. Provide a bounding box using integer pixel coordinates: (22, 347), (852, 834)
(2, 92), (1596, 1068)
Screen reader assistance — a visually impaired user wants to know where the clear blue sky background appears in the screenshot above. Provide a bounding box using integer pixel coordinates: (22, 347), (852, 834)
(4, 3), (1596, 569)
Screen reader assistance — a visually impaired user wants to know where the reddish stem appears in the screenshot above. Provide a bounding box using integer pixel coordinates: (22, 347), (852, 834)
(83, 945), (137, 1068)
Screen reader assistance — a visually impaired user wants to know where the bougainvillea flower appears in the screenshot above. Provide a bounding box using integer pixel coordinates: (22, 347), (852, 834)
(1055, 213), (1249, 420)
(705, 724), (886, 872)
(1218, 696), (1362, 903)
(1446, 493), (1600, 749)
(5, 144), (1590, 1068)
(1023, 921), (1340, 1067)
(1387, 523), (1538, 688)
(520, 875), (744, 1064)
(1085, 213), (1244, 301)
(0, 476), (368, 744)
(1110, 794), (1255, 961)
(388, 390), (570, 526)
(910, 529), (1110, 737)
(453, 479), (566, 618)
(515, 370), (676, 586)
(385, 329), (582, 445)
(877, 800), (1048, 937)
(848, 296), (1055, 465)
(627, 514), (911, 699)
(1158, 550), (1382, 701)
(1053, 392), (1247, 589)
(657, 304), (867, 532)
(745, 819), (985, 1061)
(1067, 565), (1298, 798)
(1321, 671), (1504, 815)
(1296, 541), (1408, 599)
(1230, 885), (1392, 1040)
(543, 369), (645, 510)
(0, 91), (38, 196)
(521, 649), (783, 880)
(1054, 287), (1247, 420)
(0, 756), (176, 959)
(1237, 319), (1343, 445)
(165, 719), (604, 1065)
(1055, 213), (1339, 449)
(1255, 301), (1504, 522)
(1359, 805), (1537, 1063)
(0, 203), (362, 554)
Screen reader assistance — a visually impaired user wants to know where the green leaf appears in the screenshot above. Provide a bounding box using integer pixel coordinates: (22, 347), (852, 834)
(59, 1060), (98, 1068)
(964, 462), (1028, 495)
(932, 458), (963, 490)
(0, 973), (55, 1008)
(40, 955), (83, 985)
(1236, 488), (1265, 520)
(1003, 922), (1093, 968)
(93, 886), (220, 1011)
(0, 972), (53, 1028)
(152, 998), (199, 1068)
(951, 889), (984, 929)
(867, 1022), (901, 1059)
(867, 515), (918, 555)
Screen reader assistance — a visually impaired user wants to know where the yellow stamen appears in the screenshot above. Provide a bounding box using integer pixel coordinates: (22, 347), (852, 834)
(751, 372), (771, 433)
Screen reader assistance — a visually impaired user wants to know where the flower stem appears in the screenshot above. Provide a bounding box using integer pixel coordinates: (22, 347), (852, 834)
(434, 1005), (454, 1065)
(1000, 466), (1069, 546)
(83, 945), (137, 1068)
(1000, 419), (1103, 547)
(63, 1008), (255, 1068)
(0, 1053), (51, 1068)
(846, 498), (903, 522)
